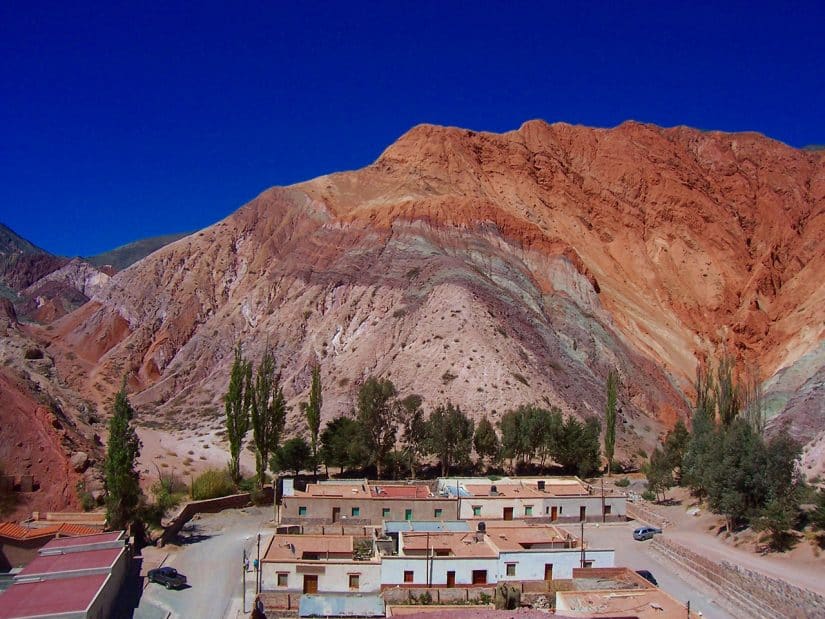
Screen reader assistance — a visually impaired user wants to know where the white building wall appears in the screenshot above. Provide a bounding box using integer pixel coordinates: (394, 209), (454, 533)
(381, 556), (500, 586)
(458, 496), (625, 520)
(497, 549), (614, 580)
(262, 561), (381, 593)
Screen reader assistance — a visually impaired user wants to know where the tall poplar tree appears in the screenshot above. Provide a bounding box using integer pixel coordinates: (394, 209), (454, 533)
(302, 364), (322, 479)
(250, 346), (286, 488)
(104, 380), (142, 529)
(225, 344), (252, 482)
(604, 369), (618, 475)
(355, 376), (398, 479)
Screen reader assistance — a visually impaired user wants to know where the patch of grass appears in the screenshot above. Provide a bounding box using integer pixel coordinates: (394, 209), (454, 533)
(614, 477), (631, 487)
(191, 469), (235, 501)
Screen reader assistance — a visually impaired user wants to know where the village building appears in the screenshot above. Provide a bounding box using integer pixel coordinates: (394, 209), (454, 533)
(260, 521), (614, 601)
(279, 479), (457, 528)
(279, 476), (626, 529)
(436, 477), (626, 523)
(0, 522), (102, 572)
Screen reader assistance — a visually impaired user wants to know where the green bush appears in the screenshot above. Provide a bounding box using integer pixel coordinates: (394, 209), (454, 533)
(641, 489), (656, 502)
(615, 477), (631, 487)
(191, 469), (236, 501)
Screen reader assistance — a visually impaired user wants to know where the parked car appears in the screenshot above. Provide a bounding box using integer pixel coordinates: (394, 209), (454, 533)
(636, 569), (658, 585)
(633, 526), (662, 541)
(147, 566), (187, 589)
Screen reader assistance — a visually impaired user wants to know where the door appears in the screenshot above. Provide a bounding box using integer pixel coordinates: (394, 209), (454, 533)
(405, 508), (413, 521)
(303, 574), (318, 594)
(550, 506), (558, 521)
(544, 563), (553, 582)
(503, 507), (514, 521)
(332, 507), (340, 523)
(579, 506), (586, 521)
(472, 569), (487, 584)
(446, 571), (456, 587)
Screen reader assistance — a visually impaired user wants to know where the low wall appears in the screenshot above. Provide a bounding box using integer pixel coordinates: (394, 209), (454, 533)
(160, 488), (273, 546)
(381, 585), (496, 604)
(626, 503), (670, 528)
(651, 537), (825, 618)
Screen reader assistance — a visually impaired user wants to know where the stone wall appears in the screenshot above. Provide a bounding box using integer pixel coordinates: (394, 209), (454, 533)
(651, 537), (825, 619)
(626, 502), (670, 528)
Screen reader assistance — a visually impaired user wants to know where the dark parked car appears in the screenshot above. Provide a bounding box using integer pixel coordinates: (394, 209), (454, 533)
(633, 526), (662, 541)
(636, 569), (658, 585)
(147, 566), (187, 589)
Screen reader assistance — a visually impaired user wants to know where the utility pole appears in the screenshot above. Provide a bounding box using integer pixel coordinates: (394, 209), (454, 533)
(601, 478), (605, 523)
(580, 520), (585, 568)
(256, 533), (262, 594)
(242, 549), (247, 613)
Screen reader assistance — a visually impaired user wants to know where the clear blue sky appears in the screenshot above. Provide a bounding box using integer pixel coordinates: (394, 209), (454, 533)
(1, 1), (823, 257)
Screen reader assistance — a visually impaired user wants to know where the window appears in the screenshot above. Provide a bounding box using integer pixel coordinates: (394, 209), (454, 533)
(405, 508), (413, 520)
(472, 569), (488, 584)
(472, 505), (482, 516)
(604, 505), (612, 515)
(434, 508), (443, 518)
(348, 573), (360, 589)
(298, 506), (307, 516)
(351, 507), (360, 517)
(506, 563), (516, 576)
(583, 560), (594, 568)
(277, 572), (288, 587)
(382, 508), (391, 518)
(404, 570), (414, 583)
(524, 505), (533, 516)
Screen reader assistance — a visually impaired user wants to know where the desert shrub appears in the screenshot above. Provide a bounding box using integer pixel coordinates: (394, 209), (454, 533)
(24, 348), (44, 360)
(641, 489), (656, 501)
(191, 469), (235, 501)
(615, 477), (631, 487)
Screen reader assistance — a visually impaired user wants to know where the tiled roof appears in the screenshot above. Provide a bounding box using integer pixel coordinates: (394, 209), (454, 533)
(401, 532), (497, 558)
(18, 548), (122, 576)
(0, 574), (107, 619)
(0, 522), (101, 542)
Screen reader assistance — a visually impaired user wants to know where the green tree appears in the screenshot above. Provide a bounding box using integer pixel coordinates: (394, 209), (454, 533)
(271, 438), (312, 478)
(715, 355), (740, 427)
(250, 346), (287, 489)
(499, 406), (534, 470)
(104, 381), (142, 529)
(682, 362), (717, 496)
(320, 416), (365, 475)
(755, 498), (797, 551)
(663, 420), (690, 484)
(645, 447), (674, 502)
(225, 344), (252, 482)
(811, 490), (825, 533)
(398, 394), (427, 479)
(302, 364), (323, 480)
(473, 416), (500, 471)
(604, 369), (618, 475)
(426, 402), (474, 476)
(554, 416), (601, 477)
(355, 377), (398, 479)
(530, 406), (563, 468)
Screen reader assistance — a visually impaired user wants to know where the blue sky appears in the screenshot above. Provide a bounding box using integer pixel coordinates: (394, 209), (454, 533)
(1, 1), (823, 257)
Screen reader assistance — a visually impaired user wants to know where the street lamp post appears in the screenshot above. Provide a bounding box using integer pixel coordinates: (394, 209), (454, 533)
(257, 533), (262, 594)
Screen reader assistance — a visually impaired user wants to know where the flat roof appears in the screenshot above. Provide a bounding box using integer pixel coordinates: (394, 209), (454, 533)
(264, 535), (354, 562)
(40, 531), (123, 551)
(301, 483), (371, 498)
(384, 521), (470, 534)
(0, 574), (107, 619)
(556, 588), (698, 618)
(18, 547), (121, 576)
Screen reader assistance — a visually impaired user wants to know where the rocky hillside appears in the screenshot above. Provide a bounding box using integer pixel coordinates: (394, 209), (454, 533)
(39, 121), (823, 467)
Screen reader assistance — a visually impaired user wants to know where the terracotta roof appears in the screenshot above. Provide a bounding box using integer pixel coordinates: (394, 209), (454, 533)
(463, 484), (544, 498)
(0, 522), (101, 542)
(485, 523), (572, 550)
(401, 532), (497, 558)
(263, 535), (355, 562)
